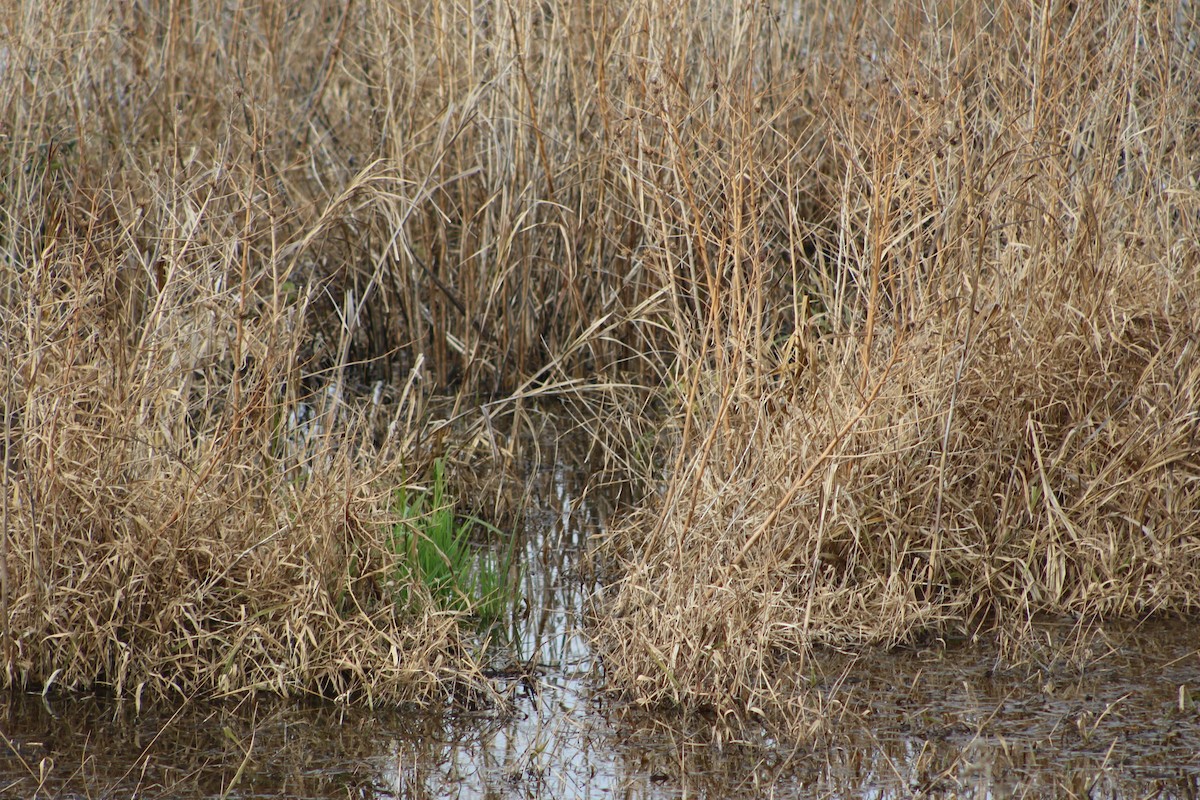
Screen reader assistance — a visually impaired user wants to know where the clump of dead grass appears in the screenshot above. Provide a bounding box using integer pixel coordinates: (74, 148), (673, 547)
(593, 0), (1200, 719)
(0, 0), (658, 704)
(0, 196), (484, 703)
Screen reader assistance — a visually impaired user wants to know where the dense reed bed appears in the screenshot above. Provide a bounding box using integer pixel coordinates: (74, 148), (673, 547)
(2, 0), (1197, 718)
(593, 0), (1200, 719)
(0, 0), (658, 703)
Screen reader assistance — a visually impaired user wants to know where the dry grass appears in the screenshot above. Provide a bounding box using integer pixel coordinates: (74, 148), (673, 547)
(2, 0), (1198, 717)
(0, 0), (659, 703)
(0, 0), (480, 698)
(592, 0), (1200, 719)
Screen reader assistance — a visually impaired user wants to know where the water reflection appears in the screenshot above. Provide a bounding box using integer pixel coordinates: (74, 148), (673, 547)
(3, 453), (1200, 798)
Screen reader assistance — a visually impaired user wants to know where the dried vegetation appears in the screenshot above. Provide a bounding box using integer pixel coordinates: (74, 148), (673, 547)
(1, 0), (1198, 718)
(0, 0), (659, 703)
(594, 0), (1200, 719)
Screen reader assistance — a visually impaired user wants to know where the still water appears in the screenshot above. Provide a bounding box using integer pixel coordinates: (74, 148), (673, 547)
(2, 454), (1199, 798)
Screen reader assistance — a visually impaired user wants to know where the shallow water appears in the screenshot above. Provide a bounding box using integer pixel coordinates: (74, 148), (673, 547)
(3, 455), (1200, 799)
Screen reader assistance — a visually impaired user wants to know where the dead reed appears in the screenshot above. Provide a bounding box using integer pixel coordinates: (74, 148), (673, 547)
(592, 0), (1200, 720)
(2, 0), (1197, 718)
(0, 0), (659, 703)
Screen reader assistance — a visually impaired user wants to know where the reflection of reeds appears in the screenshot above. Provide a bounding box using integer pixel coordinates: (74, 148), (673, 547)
(5, 623), (1198, 799)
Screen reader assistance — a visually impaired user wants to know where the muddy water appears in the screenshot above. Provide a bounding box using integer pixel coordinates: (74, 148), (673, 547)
(3, 456), (1200, 799)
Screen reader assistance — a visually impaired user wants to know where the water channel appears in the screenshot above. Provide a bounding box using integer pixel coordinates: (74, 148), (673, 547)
(3, 451), (1200, 798)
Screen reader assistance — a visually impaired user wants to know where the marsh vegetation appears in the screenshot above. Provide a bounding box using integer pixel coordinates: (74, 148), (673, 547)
(1, 0), (1198, 740)
(2, 466), (1197, 798)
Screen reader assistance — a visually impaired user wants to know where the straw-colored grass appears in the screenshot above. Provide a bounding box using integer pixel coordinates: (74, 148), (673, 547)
(0, 0), (658, 703)
(591, 0), (1200, 719)
(2, 0), (1197, 718)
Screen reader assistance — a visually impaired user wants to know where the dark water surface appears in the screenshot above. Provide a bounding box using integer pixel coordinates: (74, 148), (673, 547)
(3, 456), (1200, 799)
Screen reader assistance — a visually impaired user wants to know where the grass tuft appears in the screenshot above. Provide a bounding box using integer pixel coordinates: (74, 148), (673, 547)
(390, 459), (521, 627)
(588, 0), (1200, 723)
